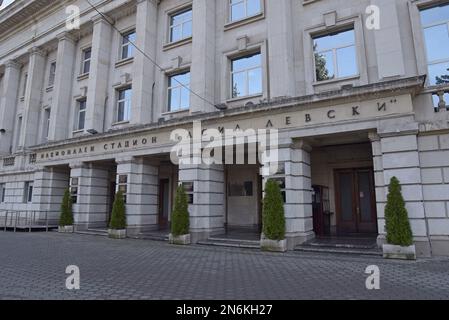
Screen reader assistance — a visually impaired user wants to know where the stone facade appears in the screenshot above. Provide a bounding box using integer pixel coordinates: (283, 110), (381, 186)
(0, 0), (449, 256)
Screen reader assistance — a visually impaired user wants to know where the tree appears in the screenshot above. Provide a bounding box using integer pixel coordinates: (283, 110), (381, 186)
(314, 43), (334, 82)
(384, 177), (413, 246)
(171, 185), (190, 236)
(59, 188), (74, 226)
(262, 179), (286, 241)
(435, 68), (449, 85)
(109, 190), (126, 230)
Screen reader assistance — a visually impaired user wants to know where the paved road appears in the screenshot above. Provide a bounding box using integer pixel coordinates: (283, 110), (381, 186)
(1, 232), (449, 300)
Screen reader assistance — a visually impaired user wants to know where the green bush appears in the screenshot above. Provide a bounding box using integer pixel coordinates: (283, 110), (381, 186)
(59, 188), (74, 226)
(109, 190), (127, 230)
(385, 177), (413, 246)
(171, 185), (190, 236)
(262, 179), (286, 241)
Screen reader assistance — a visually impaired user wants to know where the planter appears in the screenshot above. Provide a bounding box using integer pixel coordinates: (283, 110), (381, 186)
(260, 236), (287, 252)
(169, 233), (191, 245)
(58, 225), (74, 233)
(108, 229), (127, 239)
(382, 244), (416, 260)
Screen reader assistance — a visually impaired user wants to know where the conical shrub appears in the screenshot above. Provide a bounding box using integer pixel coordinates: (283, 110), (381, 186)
(171, 185), (190, 236)
(59, 188), (73, 226)
(262, 179), (286, 241)
(384, 177), (413, 246)
(109, 190), (126, 230)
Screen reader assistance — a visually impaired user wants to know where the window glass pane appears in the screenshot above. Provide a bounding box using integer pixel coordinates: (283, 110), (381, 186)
(428, 61), (449, 85)
(124, 88), (132, 100)
(83, 60), (90, 74)
(248, 68), (262, 95)
(232, 54), (260, 72)
(182, 20), (192, 38)
(247, 0), (261, 16)
(315, 50), (335, 81)
(336, 46), (357, 78)
(423, 25), (449, 62)
(169, 87), (181, 111)
(231, 2), (245, 21)
(232, 71), (246, 97)
(171, 25), (182, 42)
(420, 4), (449, 26)
(118, 102), (125, 122)
(180, 87), (190, 109)
(84, 49), (91, 60)
(314, 29), (354, 52)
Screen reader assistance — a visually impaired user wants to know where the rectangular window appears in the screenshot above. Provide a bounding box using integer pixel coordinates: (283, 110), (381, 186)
(48, 61), (56, 87)
(117, 88), (132, 122)
(182, 182), (194, 204)
(43, 108), (51, 140)
(313, 28), (357, 82)
(420, 4), (449, 86)
(117, 175), (128, 203)
(81, 48), (91, 74)
(75, 99), (86, 131)
(120, 30), (136, 60)
(168, 72), (190, 112)
(24, 181), (33, 203)
(230, 0), (262, 22)
(169, 9), (192, 43)
(0, 184), (6, 203)
(231, 53), (262, 98)
(22, 73), (28, 97)
(70, 177), (78, 204)
(16, 116), (22, 147)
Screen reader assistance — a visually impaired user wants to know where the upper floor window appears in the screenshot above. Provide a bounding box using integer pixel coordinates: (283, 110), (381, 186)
(0, 183), (6, 203)
(81, 48), (91, 74)
(230, 0), (262, 22)
(120, 30), (136, 60)
(170, 9), (192, 43)
(16, 116), (23, 147)
(24, 181), (33, 203)
(75, 99), (86, 131)
(168, 71), (190, 112)
(231, 53), (262, 99)
(313, 28), (357, 82)
(43, 108), (51, 141)
(22, 73), (28, 97)
(117, 87), (132, 123)
(421, 4), (449, 86)
(48, 61), (56, 87)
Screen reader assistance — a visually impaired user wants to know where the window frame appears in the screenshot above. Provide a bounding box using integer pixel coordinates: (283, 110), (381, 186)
(117, 174), (128, 203)
(230, 52), (263, 99)
(116, 87), (132, 123)
(15, 115), (23, 148)
(167, 70), (191, 112)
(43, 107), (51, 141)
(24, 181), (33, 204)
(120, 29), (136, 61)
(169, 7), (193, 44)
(81, 47), (92, 75)
(229, 0), (263, 23)
(48, 61), (56, 87)
(0, 183), (6, 203)
(21, 73), (28, 97)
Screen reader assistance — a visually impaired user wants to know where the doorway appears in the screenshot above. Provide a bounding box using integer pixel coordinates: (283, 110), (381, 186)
(334, 168), (377, 235)
(158, 179), (170, 229)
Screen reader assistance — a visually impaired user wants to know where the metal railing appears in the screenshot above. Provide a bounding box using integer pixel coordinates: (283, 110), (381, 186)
(0, 210), (56, 232)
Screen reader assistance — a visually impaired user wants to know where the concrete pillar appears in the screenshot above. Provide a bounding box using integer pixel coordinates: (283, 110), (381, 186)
(266, 0), (296, 98)
(178, 158), (225, 242)
(190, 0), (216, 113)
(131, 0), (157, 124)
(33, 167), (70, 225)
(370, 132), (431, 257)
(21, 47), (47, 148)
(48, 32), (77, 141)
(0, 60), (21, 155)
(116, 156), (159, 236)
(85, 15), (112, 133)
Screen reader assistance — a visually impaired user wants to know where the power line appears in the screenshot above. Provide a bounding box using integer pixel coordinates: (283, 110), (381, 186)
(84, 0), (218, 109)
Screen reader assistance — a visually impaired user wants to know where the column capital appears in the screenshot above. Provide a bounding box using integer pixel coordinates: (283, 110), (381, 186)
(91, 13), (114, 26)
(5, 59), (21, 70)
(136, 0), (160, 5)
(28, 46), (47, 58)
(115, 156), (136, 165)
(56, 31), (78, 44)
(291, 140), (312, 152)
(368, 131), (380, 142)
(69, 161), (88, 169)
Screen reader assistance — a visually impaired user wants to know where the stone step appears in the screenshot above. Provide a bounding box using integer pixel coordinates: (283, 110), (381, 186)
(295, 245), (382, 256)
(132, 233), (169, 242)
(76, 229), (108, 237)
(305, 241), (377, 250)
(198, 238), (260, 249)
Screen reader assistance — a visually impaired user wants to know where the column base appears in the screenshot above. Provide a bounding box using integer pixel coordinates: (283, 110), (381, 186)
(286, 231), (315, 250)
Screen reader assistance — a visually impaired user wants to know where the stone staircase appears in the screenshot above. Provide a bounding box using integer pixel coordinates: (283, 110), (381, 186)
(295, 237), (382, 256)
(198, 236), (260, 249)
(75, 228), (109, 237)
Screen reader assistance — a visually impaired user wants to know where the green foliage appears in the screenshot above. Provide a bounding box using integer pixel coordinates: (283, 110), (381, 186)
(171, 185), (190, 236)
(384, 177), (413, 246)
(262, 179), (286, 241)
(109, 190), (127, 230)
(59, 188), (74, 226)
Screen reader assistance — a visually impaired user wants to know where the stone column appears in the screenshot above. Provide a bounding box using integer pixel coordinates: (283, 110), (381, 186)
(48, 32), (77, 141)
(85, 15), (112, 133)
(116, 156), (159, 236)
(0, 60), (21, 155)
(178, 157), (225, 242)
(262, 141), (314, 249)
(33, 167), (70, 225)
(266, 0), (296, 98)
(370, 132), (430, 257)
(131, 0), (157, 124)
(190, 0), (216, 113)
(20, 47), (47, 148)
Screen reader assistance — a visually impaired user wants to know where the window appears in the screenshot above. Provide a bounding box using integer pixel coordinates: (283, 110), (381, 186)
(421, 4), (449, 86)
(16, 116), (22, 147)
(81, 48), (91, 74)
(43, 108), (51, 140)
(22, 73), (28, 97)
(0, 184), (6, 203)
(75, 99), (86, 131)
(168, 72), (190, 112)
(182, 182), (194, 204)
(231, 53), (262, 98)
(117, 88), (132, 122)
(48, 62), (56, 87)
(117, 175), (128, 203)
(313, 28), (357, 82)
(230, 0), (262, 22)
(169, 9), (192, 43)
(70, 178), (79, 204)
(120, 30), (136, 60)
(24, 182), (33, 203)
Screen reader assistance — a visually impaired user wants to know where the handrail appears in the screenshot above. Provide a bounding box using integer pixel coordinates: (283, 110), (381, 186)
(0, 210), (55, 233)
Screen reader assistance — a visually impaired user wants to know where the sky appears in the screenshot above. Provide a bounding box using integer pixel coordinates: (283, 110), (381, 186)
(0, 0), (16, 11)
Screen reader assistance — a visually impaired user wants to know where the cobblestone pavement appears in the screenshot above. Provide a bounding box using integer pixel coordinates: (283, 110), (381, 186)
(1, 232), (449, 300)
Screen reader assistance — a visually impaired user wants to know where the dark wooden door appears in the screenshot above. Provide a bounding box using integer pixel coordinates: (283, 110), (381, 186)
(335, 168), (377, 235)
(158, 179), (170, 228)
